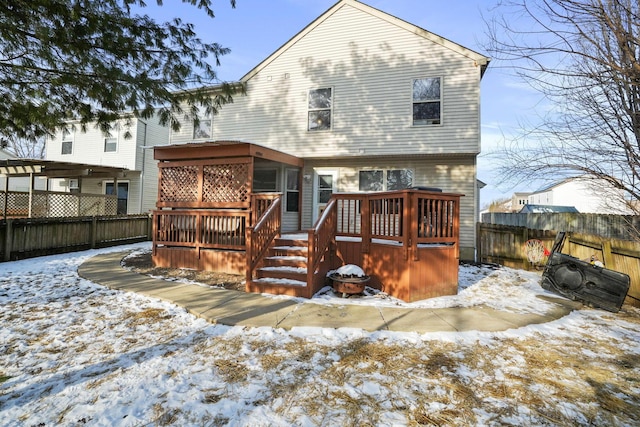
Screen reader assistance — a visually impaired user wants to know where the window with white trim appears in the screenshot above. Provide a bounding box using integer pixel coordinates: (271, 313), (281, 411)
(193, 111), (212, 139)
(104, 137), (117, 152)
(285, 169), (300, 212)
(308, 88), (332, 131)
(359, 169), (413, 192)
(61, 129), (72, 155)
(412, 77), (441, 125)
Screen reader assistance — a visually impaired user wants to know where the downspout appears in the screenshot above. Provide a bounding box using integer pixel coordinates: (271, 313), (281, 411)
(138, 121), (148, 214)
(3, 173), (8, 219)
(28, 172), (34, 218)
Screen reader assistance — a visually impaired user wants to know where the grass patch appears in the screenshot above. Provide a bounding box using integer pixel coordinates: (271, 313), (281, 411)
(213, 359), (249, 384)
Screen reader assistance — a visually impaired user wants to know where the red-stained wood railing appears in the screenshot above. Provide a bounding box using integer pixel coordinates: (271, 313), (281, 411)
(411, 192), (460, 260)
(325, 189), (460, 260)
(251, 193), (281, 224)
(246, 196), (282, 283)
(307, 198), (337, 288)
(152, 209), (250, 255)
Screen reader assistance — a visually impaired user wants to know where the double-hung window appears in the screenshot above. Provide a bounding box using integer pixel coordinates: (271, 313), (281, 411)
(61, 129), (73, 155)
(412, 77), (441, 125)
(104, 137), (117, 152)
(193, 111), (212, 139)
(308, 88), (332, 131)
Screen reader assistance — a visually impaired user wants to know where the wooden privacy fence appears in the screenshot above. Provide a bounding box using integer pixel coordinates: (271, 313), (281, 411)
(481, 212), (639, 241)
(477, 222), (640, 307)
(1, 215), (152, 261)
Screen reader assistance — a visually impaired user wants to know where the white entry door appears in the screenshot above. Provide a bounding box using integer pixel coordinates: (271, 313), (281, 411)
(313, 170), (338, 223)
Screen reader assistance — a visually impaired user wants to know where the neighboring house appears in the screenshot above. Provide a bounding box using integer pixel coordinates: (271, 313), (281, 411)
(167, 0), (490, 261)
(527, 176), (632, 214)
(0, 147), (47, 191)
(45, 114), (170, 214)
(519, 204), (579, 213)
(511, 192), (532, 212)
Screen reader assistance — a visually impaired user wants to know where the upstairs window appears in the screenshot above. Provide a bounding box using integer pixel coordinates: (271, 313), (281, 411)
(104, 137), (117, 152)
(308, 88), (332, 131)
(193, 111), (212, 139)
(412, 77), (441, 125)
(61, 129), (72, 155)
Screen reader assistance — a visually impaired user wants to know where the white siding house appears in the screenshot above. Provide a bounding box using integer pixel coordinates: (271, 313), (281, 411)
(0, 148), (48, 191)
(528, 176), (633, 214)
(45, 115), (170, 214)
(169, 0), (489, 260)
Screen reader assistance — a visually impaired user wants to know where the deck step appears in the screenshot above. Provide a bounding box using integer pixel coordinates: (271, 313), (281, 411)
(249, 235), (313, 296)
(275, 239), (308, 248)
(252, 277), (307, 288)
(270, 245), (307, 257)
(264, 255), (307, 268)
(256, 266), (307, 282)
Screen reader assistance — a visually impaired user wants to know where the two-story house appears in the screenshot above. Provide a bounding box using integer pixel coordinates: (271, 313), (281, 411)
(527, 176), (633, 214)
(166, 0), (489, 261)
(45, 114), (170, 214)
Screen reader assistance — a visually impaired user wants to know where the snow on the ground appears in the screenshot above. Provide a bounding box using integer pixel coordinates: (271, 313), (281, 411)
(1, 242), (639, 426)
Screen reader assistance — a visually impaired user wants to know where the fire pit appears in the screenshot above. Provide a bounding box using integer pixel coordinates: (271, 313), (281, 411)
(329, 264), (370, 297)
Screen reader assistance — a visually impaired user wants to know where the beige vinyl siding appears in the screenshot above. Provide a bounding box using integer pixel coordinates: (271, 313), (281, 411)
(45, 115), (169, 214)
(137, 118), (170, 213)
(171, 4), (481, 158)
(301, 155), (477, 260)
(47, 120), (139, 170)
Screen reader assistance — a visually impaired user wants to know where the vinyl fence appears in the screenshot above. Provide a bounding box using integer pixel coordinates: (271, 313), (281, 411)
(1, 215), (152, 262)
(477, 223), (640, 308)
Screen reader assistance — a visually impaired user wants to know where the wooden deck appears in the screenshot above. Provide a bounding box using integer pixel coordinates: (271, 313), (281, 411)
(151, 141), (461, 301)
(153, 189), (461, 302)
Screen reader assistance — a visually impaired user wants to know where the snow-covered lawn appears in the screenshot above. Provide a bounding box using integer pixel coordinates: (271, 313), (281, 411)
(1, 243), (639, 426)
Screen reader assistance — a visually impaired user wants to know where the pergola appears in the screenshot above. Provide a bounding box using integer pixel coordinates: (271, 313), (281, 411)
(0, 159), (127, 218)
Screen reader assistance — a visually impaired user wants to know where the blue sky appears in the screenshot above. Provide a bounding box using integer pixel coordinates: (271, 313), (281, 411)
(144, 0), (542, 206)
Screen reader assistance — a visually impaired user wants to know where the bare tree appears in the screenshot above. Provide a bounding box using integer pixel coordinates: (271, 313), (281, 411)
(1, 137), (45, 159)
(486, 0), (640, 214)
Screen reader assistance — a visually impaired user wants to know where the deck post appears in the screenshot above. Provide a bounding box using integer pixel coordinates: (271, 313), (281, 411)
(245, 227), (253, 288)
(361, 195), (370, 254)
(3, 218), (12, 262)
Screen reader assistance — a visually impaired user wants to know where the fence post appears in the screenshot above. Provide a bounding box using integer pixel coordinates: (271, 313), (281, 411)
(476, 222), (482, 263)
(602, 240), (615, 269)
(4, 218), (12, 262)
(147, 214), (153, 241)
(90, 216), (98, 249)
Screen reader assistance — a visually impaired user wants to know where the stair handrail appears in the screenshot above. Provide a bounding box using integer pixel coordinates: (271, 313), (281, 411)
(246, 196), (282, 283)
(307, 198), (337, 288)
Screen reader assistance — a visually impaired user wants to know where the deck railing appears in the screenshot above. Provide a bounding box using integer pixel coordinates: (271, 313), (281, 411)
(307, 198), (337, 286)
(246, 196), (282, 283)
(313, 189), (460, 262)
(152, 193), (282, 254)
(152, 209), (250, 254)
(251, 193), (281, 223)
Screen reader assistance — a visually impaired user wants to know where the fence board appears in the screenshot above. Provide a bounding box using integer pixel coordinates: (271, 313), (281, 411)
(0, 215), (151, 261)
(481, 212), (639, 241)
(477, 223), (640, 308)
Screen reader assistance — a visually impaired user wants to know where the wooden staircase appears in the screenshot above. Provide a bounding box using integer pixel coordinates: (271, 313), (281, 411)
(250, 236), (315, 297)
